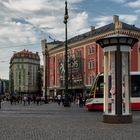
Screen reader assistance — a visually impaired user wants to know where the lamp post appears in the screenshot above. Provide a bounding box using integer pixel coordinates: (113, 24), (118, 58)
(63, 0), (70, 107)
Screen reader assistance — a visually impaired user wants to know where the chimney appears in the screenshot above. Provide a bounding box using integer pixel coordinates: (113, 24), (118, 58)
(113, 15), (119, 24)
(91, 26), (95, 31)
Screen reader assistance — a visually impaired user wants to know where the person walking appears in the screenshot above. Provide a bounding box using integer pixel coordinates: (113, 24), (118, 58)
(27, 96), (31, 105)
(57, 94), (61, 105)
(79, 94), (83, 107)
(23, 96), (27, 106)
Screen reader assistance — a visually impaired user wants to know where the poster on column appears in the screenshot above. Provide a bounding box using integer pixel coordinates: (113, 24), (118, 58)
(122, 52), (129, 114)
(110, 52), (116, 114)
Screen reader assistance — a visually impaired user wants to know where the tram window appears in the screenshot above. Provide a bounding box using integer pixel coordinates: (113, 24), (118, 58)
(131, 75), (140, 97)
(96, 76), (103, 98)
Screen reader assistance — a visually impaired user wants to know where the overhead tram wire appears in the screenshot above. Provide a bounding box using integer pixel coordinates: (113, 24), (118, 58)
(0, 60), (9, 63)
(1, 6), (57, 41)
(1, 3), (111, 43)
(0, 49), (43, 63)
(9, 13), (56, 41)
(0, 43), (41, 61)
(0, 9), (56, 42)
(0, 42), (40, 49)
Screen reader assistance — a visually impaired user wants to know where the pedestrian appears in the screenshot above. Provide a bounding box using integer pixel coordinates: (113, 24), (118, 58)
(23, 96), (27, 106)
(33, 95), (36, 104)
(36, 96), (40, 105)
(57, 94), (61, 105)
(75, 96), (79, 105)
(62, 94), (65, 105)
(79, 94), (83, 107)
(84, 94), (89, 106)
(27, 96), (31, 105)
(10, 96), (13, 105)
(0, 96), (1, 109)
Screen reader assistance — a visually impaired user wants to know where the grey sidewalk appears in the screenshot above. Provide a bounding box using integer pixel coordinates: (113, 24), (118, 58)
(0, 102), (140, 140)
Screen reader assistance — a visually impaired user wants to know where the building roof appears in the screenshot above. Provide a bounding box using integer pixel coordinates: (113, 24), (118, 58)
(47, 40), (63, 45)
(67, 23), (114, 44)
(48, 21), (140, 52)
(10, 49), (40, 63)
(122, 22), (140, 32)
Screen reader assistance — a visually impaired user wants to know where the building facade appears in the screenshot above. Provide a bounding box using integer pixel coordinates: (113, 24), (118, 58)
(42, 15), (140, 97)
(9, 49), (40, 96)
(0, 79), (9, 96)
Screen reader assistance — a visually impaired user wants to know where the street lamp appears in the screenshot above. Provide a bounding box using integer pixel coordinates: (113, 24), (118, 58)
(63, 0), (70, 107)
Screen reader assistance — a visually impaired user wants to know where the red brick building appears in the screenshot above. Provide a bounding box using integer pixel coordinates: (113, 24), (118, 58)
(42, 15), (140, 97)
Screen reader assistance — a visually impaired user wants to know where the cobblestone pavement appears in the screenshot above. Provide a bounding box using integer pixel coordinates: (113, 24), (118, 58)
(0, 101), (140, 140)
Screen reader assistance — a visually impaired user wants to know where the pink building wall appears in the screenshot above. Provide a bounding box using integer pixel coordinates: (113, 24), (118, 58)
(47, 43), (139, 88)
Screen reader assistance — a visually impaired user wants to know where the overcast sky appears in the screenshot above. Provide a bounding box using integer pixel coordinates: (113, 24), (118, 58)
(0, 0), (140, 79)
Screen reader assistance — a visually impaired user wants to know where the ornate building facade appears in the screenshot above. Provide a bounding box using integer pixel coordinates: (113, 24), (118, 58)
(9, 49), (40, 96)
(42, 15), (140, 97)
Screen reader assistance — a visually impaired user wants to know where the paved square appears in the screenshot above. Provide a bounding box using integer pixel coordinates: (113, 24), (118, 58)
(0, 102), (140, 140)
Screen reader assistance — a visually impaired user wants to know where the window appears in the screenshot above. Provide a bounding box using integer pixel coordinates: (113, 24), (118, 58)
(96, 76), (104, 98)
(19, 72), (21, 85)
(88, 60), (94, 69)
(19, 72), (21, 79)
(89, 47), (94, 54)
(89, 75), (94, 85)
(131, 75), (140, 97)
(21, 65), (24, 69)
(75, 50), (81, 58)
(17, 64), (20, 69)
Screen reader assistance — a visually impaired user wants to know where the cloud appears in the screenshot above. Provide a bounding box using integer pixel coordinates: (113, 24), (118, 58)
(135, 9), (140, 13)
(111, 0), (128, 3)
(126, 0), (140, 8)
(94, 15), (138, 28)
(111, 0), (140, 14)
(94, 16), (112, 28)
(1, 0), (84, 13)
(68, 0), (84, 3)
(0, 0), (88, 43)
(68, 11), (89, 37)
(0, 0), (89, 79)
(0, 21), (37, 44)
(119, 15), (138, 24)
(2, 0), (46, 11)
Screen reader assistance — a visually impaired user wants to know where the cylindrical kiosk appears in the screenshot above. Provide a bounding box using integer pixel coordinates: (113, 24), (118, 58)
(96, 36), (138, 123)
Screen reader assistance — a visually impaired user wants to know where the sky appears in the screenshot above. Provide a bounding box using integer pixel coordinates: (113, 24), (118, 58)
(0, 0), (140, 79)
